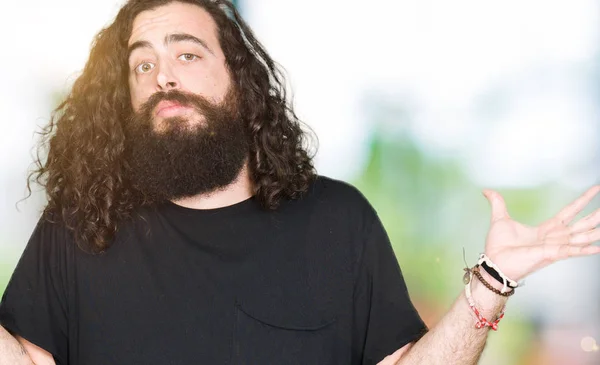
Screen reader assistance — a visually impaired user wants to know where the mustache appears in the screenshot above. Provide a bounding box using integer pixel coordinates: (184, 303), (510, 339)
(137, 90), (221, 119)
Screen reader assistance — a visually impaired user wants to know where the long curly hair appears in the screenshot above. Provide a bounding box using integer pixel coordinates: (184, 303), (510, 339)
(28, 0), (317, 253)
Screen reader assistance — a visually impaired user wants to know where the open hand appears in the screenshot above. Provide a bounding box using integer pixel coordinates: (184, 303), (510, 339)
(482, 185), (600, 282)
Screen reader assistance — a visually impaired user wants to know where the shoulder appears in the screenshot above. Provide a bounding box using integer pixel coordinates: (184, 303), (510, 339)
(26, 211), (75, 252)
(288, 175), (381, 234)
(306, 175), (374, 212)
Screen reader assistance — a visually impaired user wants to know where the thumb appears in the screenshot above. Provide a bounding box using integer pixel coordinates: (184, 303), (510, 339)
(483, 189), (510, 222)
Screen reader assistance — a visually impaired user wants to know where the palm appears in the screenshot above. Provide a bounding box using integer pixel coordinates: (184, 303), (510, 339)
(481, 186), (600, 282)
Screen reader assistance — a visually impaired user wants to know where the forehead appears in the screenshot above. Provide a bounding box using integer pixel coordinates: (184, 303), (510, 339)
(128, 2), (220, 48)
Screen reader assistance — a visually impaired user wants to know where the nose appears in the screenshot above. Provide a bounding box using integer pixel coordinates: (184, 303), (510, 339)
(156, 63), (180, 91)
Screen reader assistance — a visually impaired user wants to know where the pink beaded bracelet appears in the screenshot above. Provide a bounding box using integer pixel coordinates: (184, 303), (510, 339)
(464, 266), (506, 331)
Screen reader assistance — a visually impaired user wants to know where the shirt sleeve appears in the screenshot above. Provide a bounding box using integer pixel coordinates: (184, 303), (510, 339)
(0, 215), (70, 364)
(352, 209), (429, 365)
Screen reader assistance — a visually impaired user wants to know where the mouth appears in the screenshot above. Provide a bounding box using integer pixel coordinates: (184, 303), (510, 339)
(154, 101), (192, 118)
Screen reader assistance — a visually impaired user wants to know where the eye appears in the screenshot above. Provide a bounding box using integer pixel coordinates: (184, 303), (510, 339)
(178, 53), (199, 62)
(135, 62), (155, 74)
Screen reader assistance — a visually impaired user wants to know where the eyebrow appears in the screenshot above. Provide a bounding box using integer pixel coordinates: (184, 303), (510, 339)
(127, 32), (215, 60)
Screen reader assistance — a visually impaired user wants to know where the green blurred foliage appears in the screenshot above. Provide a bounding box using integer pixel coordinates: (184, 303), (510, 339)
(352, 129), (570, 364)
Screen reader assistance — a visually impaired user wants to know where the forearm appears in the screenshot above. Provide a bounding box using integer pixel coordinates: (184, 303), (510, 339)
(0, 325), (35, 365)
(395, 271), (508, 365)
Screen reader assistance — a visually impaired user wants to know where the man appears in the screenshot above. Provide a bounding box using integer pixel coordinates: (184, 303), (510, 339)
(1, 1), (598, 364)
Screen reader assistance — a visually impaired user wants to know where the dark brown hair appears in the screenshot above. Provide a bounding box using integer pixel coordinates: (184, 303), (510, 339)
(28, 0), (316, 253)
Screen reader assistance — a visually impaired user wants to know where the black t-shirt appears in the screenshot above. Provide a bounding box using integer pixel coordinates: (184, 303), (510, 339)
(0, 176), (427, 365)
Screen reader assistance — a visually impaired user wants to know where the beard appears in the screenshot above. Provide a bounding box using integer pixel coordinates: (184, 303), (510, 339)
(124, 87), (249, 204)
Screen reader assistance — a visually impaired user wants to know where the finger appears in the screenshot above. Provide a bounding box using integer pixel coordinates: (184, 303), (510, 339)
(570, 208), (600, 234)
(544, 243), (600, 261)
(570, 228), (600, 245)
(554, 185), (600, 225)
(483, 189), (510, 222)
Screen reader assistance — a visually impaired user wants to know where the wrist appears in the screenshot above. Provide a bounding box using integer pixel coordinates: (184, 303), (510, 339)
(479, 253), (519, 291)
(463, 266), (508, 331)
(462, 254), (514, 331)
(478, 267), (511, 293)
(469, 271), (509, 315)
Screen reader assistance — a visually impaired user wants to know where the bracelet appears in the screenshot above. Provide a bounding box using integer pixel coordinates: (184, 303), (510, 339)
(472, 266), (514, 297)
(477, 254), (518, 293)
(481, 261), (518, 289)
(464, 266), (506, 331)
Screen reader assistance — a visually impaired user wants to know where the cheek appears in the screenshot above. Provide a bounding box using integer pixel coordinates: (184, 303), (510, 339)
(183, 65), (231, 103)
(213, 68), (232, 101)
(129, 78), (146, 112)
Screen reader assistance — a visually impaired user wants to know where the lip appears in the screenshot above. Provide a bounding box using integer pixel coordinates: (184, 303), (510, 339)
(155, 101), (191, 117)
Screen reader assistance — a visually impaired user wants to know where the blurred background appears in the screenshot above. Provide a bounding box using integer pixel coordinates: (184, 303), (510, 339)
(1, 0), (599, 364)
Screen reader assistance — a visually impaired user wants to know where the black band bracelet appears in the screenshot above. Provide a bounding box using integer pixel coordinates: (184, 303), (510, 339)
(481, 261), (518, 289)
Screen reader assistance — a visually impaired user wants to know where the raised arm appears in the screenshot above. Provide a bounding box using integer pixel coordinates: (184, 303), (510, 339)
(383, 186), (600, 365)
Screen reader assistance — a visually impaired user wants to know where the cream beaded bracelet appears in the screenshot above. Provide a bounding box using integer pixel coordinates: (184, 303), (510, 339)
(477, 253), (519, 294)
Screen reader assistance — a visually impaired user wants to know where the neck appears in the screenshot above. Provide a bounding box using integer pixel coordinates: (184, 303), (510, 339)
(170, 164), (253, 210)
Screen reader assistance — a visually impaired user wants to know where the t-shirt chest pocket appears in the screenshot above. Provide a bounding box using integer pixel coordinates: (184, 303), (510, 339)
(231, 259), (343, 364)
